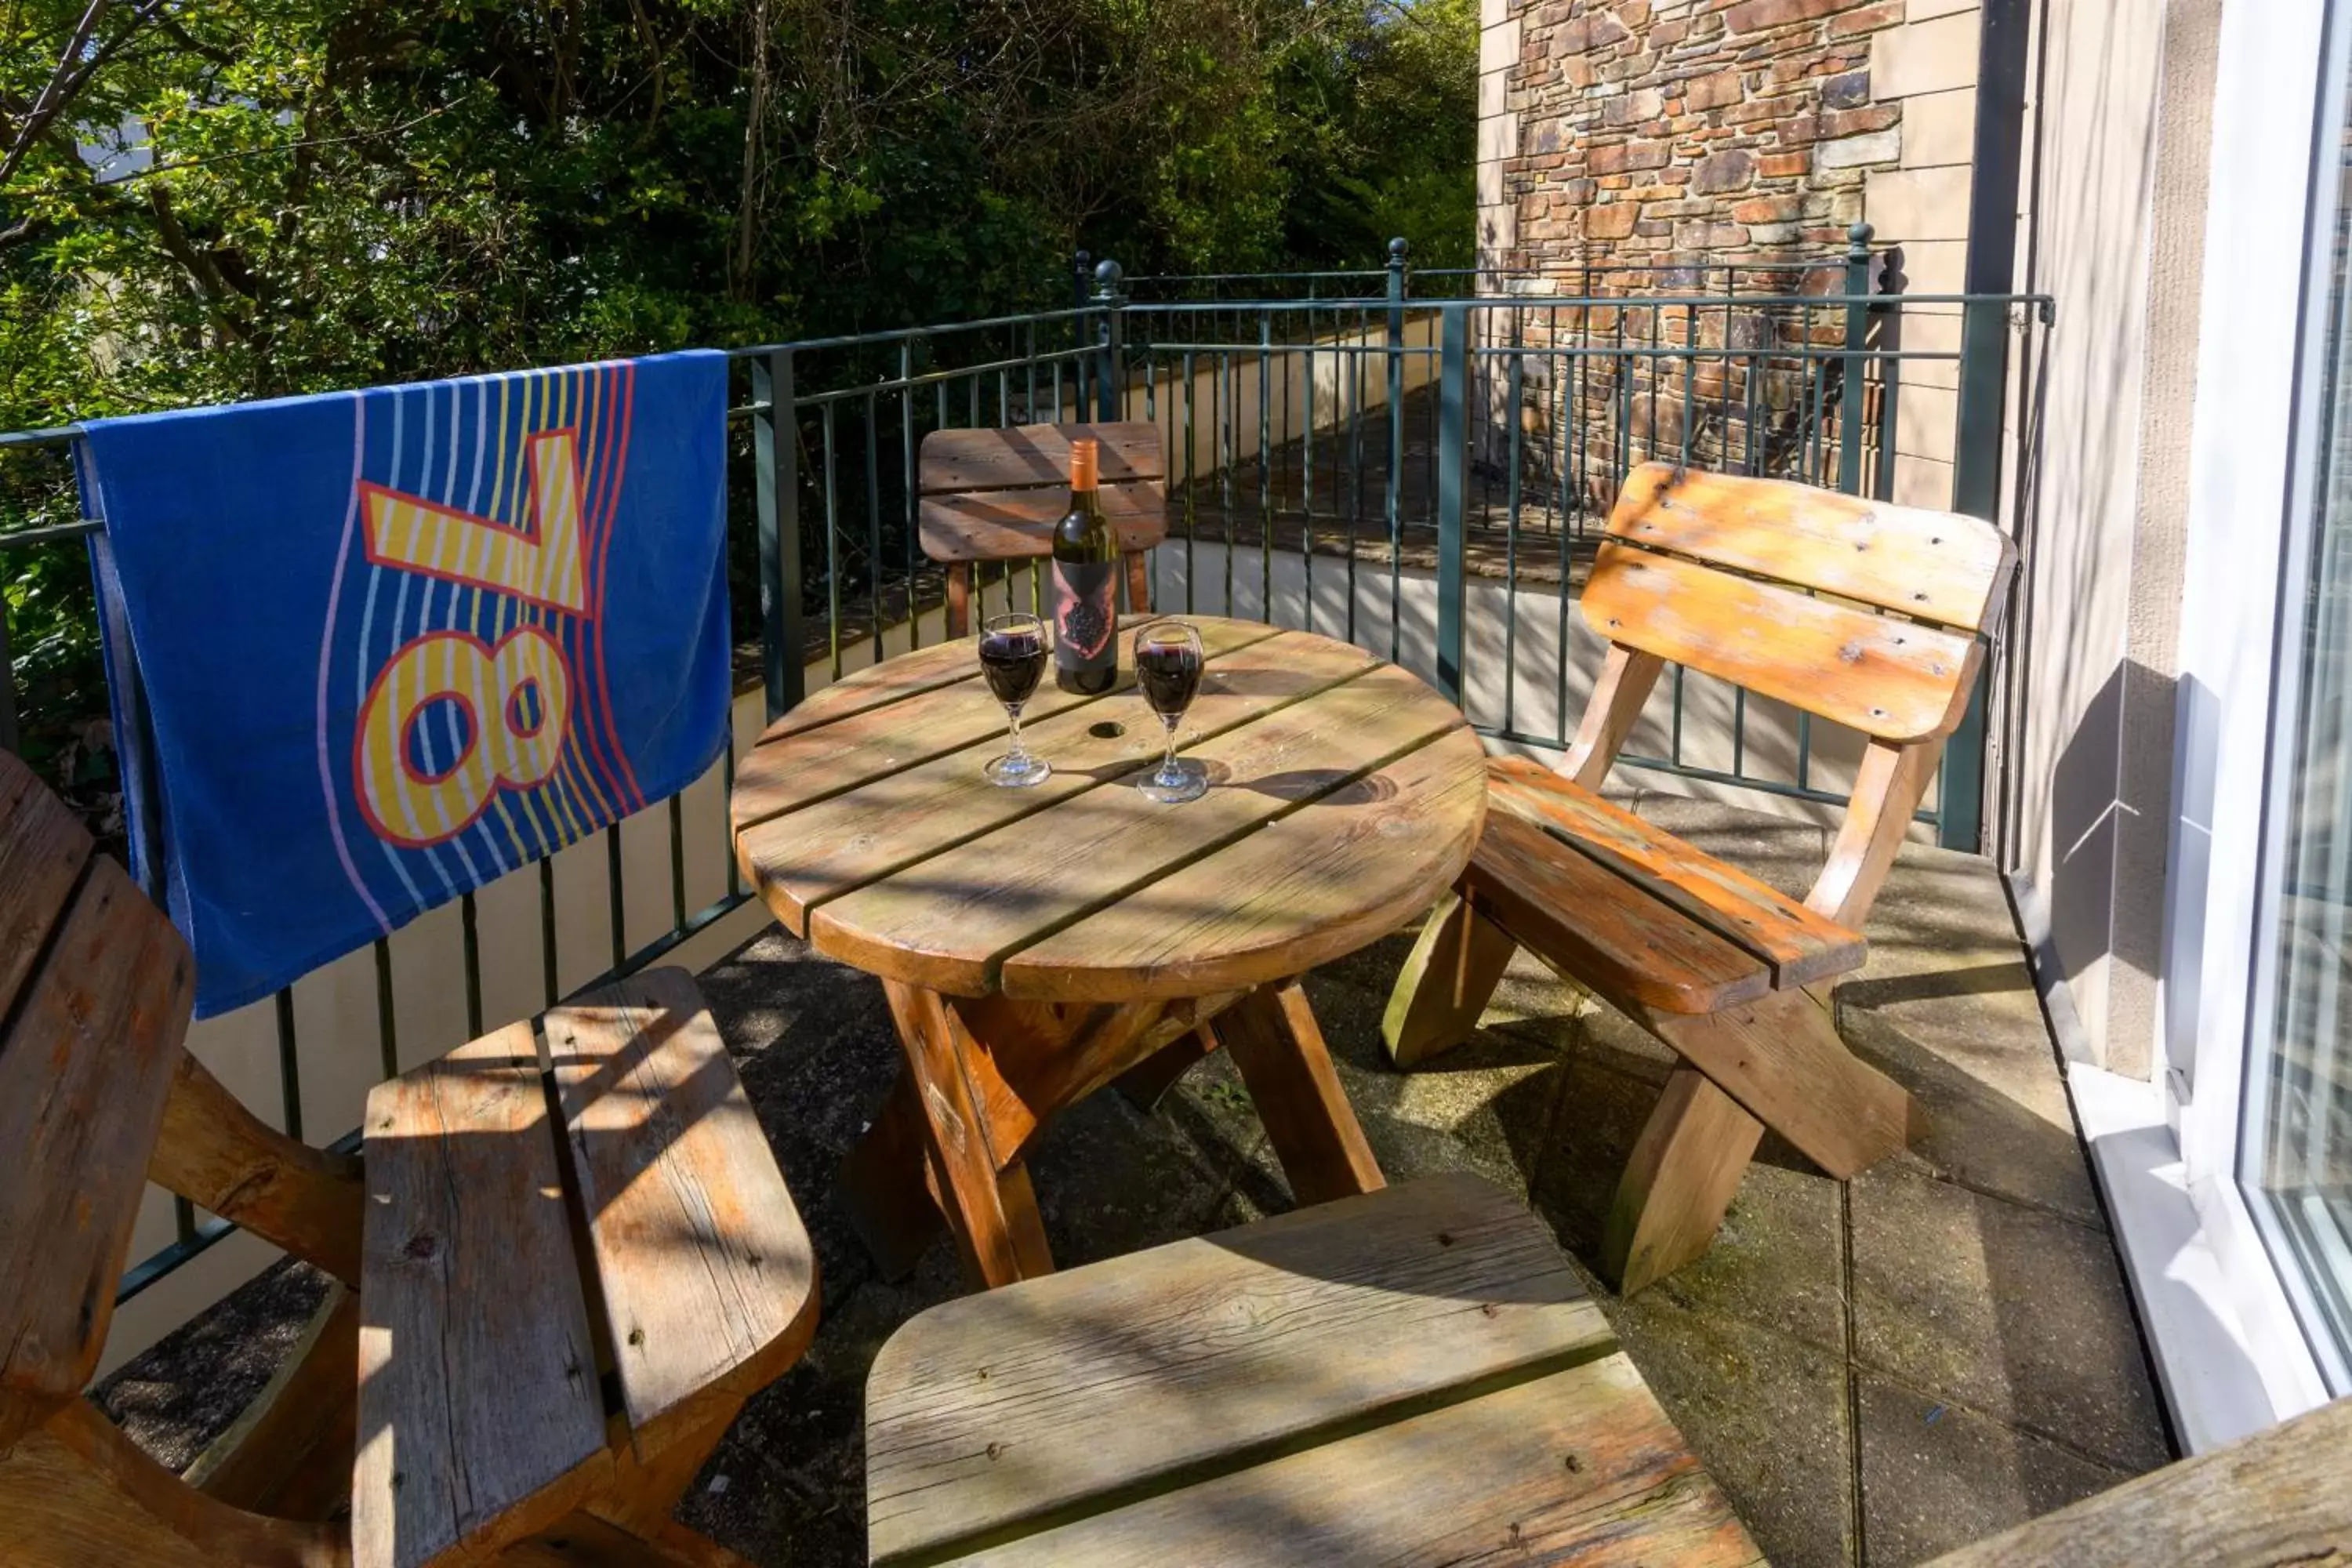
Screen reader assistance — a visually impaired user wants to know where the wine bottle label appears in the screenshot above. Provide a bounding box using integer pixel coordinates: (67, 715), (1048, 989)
(1050, 560), (1118, 668)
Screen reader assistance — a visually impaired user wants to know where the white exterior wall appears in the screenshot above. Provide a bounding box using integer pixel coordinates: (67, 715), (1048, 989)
(2005, 0), (2180, 1078)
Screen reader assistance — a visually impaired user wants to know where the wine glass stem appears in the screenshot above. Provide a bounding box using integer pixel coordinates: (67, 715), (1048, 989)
(1007, 703), (1026, 762)
(1159, 717), (1181, 783)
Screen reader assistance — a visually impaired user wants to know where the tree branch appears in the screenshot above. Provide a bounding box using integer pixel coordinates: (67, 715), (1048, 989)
(143, 183), (254, 343)
(1, 0), (177, 185)
(92, 104), (451, 187)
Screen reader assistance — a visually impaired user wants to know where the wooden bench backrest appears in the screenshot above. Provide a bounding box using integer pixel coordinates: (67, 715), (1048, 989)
(1566, 463), (2019, 930)
(0, 753), (192, 1454)
(0, 747), (358, 1565)
(1583, 463), (2013, 746)
(918, 422), (1167, 636)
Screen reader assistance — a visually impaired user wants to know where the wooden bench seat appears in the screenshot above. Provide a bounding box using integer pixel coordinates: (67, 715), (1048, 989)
(1385, 463), (2016, 1297)
(358, 967), (818, 1568)
(864, 1174), (1761, 1566)
(1473, 756), (1867, 1015)
(0, 749), (815, 1568)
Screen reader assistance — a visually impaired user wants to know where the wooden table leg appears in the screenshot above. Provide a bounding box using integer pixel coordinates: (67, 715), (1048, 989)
(840, 985), (1283, 1284)
(839, 1075), (943, 1283)
(879, 979), (1053, 1289)
(1219, 979), (1385, 1207)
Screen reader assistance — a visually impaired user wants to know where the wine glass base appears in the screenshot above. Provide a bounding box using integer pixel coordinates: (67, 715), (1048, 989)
(985, 752), (1052, 788)
(1137, 758), (1209, 804)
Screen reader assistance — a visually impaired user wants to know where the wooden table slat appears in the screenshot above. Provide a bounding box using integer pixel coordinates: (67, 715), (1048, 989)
(356, 1023), (610, 1568)
(757, 638), (990, 744)
(731, 619), (1283, 832)
(1001, 725), (1488, 1000)
(865, 1176), (1611, 1565)
(811, 659), (1467, 993)
(741, 630), (1377, 934)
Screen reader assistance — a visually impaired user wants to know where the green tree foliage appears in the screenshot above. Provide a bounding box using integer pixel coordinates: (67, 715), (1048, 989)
(0, 0), (1472, 772)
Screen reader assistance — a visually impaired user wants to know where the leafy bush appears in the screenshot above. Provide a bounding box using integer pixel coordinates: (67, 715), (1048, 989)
(1, 0), (1472, 779)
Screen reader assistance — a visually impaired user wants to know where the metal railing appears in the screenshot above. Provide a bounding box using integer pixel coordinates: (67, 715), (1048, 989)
(0, 233), (2051, 1309)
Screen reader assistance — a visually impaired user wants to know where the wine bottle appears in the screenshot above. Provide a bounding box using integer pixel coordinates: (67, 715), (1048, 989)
(1050, 436), (1119, 695)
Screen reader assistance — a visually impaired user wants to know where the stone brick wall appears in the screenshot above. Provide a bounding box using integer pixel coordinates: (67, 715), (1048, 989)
(1473, 0), (1983, 516)
(1492, 0), (1922, 274)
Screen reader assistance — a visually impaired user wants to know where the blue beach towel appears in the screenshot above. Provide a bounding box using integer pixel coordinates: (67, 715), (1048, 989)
(77, 351), (731, 1016)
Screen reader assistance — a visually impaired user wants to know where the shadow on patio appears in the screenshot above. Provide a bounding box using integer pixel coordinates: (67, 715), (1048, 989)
(96, 791), (2168, 1568)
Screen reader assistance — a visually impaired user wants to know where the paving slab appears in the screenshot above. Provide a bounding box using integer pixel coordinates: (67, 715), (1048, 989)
(1607, 1288), (1858, 1568)
(1229, 938), (1570, 1201)
(1529, 1051), (1661, 1257)
(1855, 1373), (2133, 1566)
(1849, 1160), (2170, 1473)
(1836, 838), (2103, 1225)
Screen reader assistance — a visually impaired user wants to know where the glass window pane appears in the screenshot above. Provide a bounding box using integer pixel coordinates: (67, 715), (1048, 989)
(2251, 55), (2352, 1367)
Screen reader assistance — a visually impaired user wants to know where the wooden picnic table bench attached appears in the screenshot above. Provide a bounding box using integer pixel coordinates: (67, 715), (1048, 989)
(865, 1174), (1764, 1566)
(0, 748), (815, 1568)
(732, 615), (1486, 1293)
(919, 422), (1167, 636)
(1385, 462), (2017, 1295)
(356, 966), (818, 1568)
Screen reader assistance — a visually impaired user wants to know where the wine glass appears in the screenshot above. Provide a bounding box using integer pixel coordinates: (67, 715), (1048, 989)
(1133, 621), (1207, 804)
(979, 613), (1051, 787)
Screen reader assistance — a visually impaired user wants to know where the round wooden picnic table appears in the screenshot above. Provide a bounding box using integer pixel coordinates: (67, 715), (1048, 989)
(729, 615), (1486, 1288)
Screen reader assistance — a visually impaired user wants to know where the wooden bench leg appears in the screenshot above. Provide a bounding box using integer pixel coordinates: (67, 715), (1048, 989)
(1381, 889), (1518, 1069)
(879, 978), (1054, 1289)
(1646, 987), (1917, 1181)
(1600, 1065), (1765, 1296)
(181, 1282), (358, 1521)
(1599, 989), (1918, 1294)
(847, 995), (1240, 1280)
(1221, 981), (1385, 1206)
(840, 1075), (946, 1283)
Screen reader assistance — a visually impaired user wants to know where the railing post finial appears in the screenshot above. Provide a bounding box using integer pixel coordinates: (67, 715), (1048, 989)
(1091, 260), (1124, 422)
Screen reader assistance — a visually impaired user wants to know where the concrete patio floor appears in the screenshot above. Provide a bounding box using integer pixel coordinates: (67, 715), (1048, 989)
(98, 792), (2170, 1566)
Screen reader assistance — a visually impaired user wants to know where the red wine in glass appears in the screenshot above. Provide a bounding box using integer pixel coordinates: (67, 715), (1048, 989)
(1134, 641), (1203, 718)
(980, 625), (1046, 706)
(981, 613), (1051, 787)
(1134, 621), (1208, 803)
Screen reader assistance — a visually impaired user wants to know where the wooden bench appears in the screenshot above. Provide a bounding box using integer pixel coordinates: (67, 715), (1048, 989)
(0, 748), (817, 1568)
(863, 1174), (1762, 1566)
(1922, 1394), (2352, 1566)
(355, 964), (818, 1567)
(1385, 462), (2018, 1295)
(918, 421), (1167, 635)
